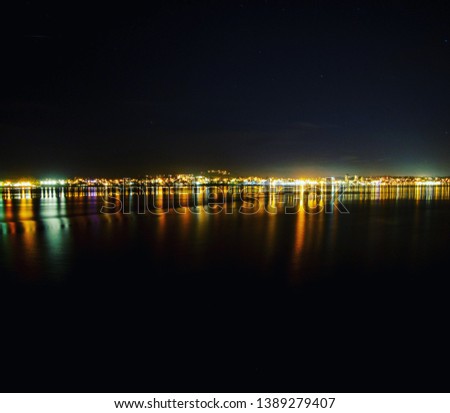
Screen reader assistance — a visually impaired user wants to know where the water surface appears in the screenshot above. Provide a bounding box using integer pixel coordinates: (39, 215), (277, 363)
(1, 186), (449, 391)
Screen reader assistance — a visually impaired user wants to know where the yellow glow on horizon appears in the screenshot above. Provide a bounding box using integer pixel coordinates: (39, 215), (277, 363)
(12, 182), (34, 188)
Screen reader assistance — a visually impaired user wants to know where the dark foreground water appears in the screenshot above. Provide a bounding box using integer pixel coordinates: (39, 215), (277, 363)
(1, 185), (449, 391)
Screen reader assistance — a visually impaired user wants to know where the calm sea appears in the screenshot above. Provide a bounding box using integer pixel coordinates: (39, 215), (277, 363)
(1, 185), (449, 391)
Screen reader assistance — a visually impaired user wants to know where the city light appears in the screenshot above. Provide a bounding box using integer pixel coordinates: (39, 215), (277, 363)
(0, 174), (449, 188)
(40, 179), (66, 186)
(415, 181), (441, 186)
(12, 181), (34, 188)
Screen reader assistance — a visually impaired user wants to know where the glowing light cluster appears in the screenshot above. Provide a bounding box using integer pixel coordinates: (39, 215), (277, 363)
(40, 179), (66, 186)
(12, 181), (34, 188)
(0, 174), (449, 188)
(415, 181), (441, 186)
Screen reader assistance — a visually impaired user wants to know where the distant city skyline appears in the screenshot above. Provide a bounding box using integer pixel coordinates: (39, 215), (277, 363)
(1, 172), (449, 190)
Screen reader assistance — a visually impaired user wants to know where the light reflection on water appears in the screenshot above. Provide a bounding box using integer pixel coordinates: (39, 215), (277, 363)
(0, 185), (449, 284)
(2, 185), (449, 393)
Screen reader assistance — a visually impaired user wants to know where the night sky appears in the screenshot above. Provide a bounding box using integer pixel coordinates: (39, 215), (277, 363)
(1, 1), (450, 178)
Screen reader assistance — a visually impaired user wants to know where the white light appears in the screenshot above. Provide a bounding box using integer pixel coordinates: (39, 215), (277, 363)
(40, 179), (57, 186)
(416, 181), (441, 186)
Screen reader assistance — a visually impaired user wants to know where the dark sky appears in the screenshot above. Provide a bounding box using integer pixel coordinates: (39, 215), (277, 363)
(1, 0), (450, 178)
